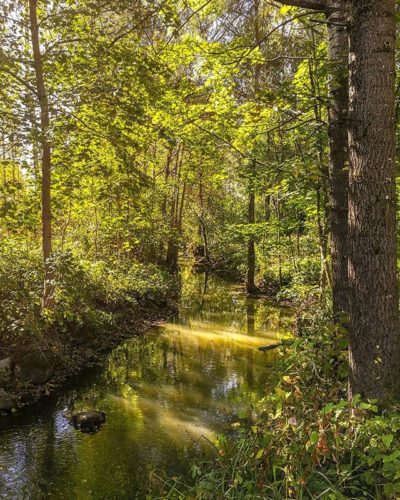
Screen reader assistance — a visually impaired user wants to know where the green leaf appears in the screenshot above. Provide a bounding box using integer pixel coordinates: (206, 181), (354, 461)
(310, 431), (319, 445)
(382, 434), (394, 448)
(383, 450), (400, 463)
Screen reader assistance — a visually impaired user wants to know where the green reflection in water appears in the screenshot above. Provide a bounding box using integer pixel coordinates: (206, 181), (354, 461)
(0, 270), (291, 499)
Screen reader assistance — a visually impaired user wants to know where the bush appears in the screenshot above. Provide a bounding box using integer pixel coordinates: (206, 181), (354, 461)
(0, 244), (44, 341)
(0, 245), (173, 345)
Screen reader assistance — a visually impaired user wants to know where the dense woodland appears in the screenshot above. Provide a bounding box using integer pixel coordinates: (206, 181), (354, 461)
(2, 0), (400, 497)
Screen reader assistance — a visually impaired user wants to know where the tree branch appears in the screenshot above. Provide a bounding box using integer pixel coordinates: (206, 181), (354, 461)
(0, 66), (38, 97)
(273, 0), (326, 11)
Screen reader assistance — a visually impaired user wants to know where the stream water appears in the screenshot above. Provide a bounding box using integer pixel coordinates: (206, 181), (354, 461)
(0, 269), (291, 499)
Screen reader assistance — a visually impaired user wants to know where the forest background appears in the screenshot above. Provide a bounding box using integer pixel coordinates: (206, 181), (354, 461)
(2, 0), (400, 497)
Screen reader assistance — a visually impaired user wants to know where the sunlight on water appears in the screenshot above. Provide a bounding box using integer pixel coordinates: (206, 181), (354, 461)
(163, 322), (277, 346)
(0, 270), (292, 498)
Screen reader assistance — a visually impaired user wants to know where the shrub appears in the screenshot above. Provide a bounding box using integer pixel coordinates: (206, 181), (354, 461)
(0, 245), (173, 345)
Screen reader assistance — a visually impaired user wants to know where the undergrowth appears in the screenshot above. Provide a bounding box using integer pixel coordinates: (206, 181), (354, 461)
(0, 244), (173, 345)
(154, 307), (400, 499)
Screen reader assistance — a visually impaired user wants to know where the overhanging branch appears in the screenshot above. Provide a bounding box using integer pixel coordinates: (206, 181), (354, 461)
(274, 0), (326, 11)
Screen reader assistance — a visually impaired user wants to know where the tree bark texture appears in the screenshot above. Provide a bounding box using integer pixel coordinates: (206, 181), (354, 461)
(326, 0), (349, 319)
(347, 0), (400, 401)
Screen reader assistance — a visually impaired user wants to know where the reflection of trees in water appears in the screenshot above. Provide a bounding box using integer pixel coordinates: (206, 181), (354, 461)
(99, 323), (271, 416)
(246, 301), (255, 388)
(178, 268), (292, 335)
(0, 273), (289, 499)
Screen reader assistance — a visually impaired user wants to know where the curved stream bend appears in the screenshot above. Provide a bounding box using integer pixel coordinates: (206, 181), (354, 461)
(0, 270), (291, 498)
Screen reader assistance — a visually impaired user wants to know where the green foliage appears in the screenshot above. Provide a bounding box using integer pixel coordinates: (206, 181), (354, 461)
(0, 243), (43, 340)
(0, 244), (173, 344)
(159, 310), (400, 499)
(0, 0), (329, 292)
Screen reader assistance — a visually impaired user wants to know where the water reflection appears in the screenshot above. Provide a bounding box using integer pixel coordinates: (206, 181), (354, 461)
(0, 270), (291, 498)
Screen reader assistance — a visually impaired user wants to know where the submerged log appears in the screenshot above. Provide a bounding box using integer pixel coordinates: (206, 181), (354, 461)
(258, 343), (282, 352)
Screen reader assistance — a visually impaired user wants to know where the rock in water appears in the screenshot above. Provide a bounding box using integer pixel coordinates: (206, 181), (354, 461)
(67, 411), (106, 433)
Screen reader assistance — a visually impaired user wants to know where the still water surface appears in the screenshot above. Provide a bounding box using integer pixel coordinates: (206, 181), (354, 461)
(0, 270), (291, 499)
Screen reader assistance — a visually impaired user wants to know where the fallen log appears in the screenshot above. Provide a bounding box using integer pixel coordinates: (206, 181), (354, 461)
(258, 343), (282, 352)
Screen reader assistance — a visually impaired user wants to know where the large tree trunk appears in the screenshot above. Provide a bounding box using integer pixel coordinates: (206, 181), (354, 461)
(29, 0), (54, 309)
(326, 0), (349, 319)
(347, 0), (400, 401)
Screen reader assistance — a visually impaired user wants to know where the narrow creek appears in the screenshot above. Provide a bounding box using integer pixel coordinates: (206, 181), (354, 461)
(0, 269), (291, 499)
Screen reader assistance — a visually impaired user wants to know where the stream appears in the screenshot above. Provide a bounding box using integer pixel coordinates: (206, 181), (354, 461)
(0, 269), (291, 499)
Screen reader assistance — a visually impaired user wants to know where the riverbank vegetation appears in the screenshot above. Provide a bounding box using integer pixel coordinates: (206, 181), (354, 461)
(1, 0), (400, 497)
(162, 310), (400, 498)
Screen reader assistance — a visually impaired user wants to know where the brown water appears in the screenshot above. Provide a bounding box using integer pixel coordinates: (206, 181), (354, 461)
(0, 269), (291, 499)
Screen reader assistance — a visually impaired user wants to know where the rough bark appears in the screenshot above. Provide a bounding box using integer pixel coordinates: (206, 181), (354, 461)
(347, 0), (400, 401)
(29, 0), (54, 309)
(326, 0), (349, 319)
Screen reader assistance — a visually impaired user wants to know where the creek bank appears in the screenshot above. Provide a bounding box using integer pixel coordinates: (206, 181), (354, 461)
(0, 298), (177, 414)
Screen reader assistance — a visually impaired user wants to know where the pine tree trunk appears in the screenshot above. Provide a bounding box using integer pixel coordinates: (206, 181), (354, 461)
(29, 0), (54, 309)
(347, 0), (400, 401)
(326, 0), (349, 319)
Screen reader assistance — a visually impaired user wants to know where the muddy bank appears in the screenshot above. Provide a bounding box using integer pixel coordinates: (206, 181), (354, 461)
(0, 298), (176, 415)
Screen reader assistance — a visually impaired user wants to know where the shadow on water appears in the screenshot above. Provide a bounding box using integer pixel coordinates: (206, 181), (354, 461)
(0, 268), (292, 499)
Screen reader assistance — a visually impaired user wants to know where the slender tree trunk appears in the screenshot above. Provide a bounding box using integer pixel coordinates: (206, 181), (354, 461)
(246, 1), (262, 295)
(29, 0), (54, 309)
(308, 55), (332, 294)
(158, 148), (173, 263)
(246, 181), (258, 294)
(347, 0), (400, 401)
(198, 178), (210, 262)
(316, 186), (332, 292)
(165, 194), (178, 270)
(178, 180), (186, 231)
(166, 146), (182, 270)
(274, 194), (283, 288)
(276, 0), (350, 319)
(326, 0), (349, 319)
